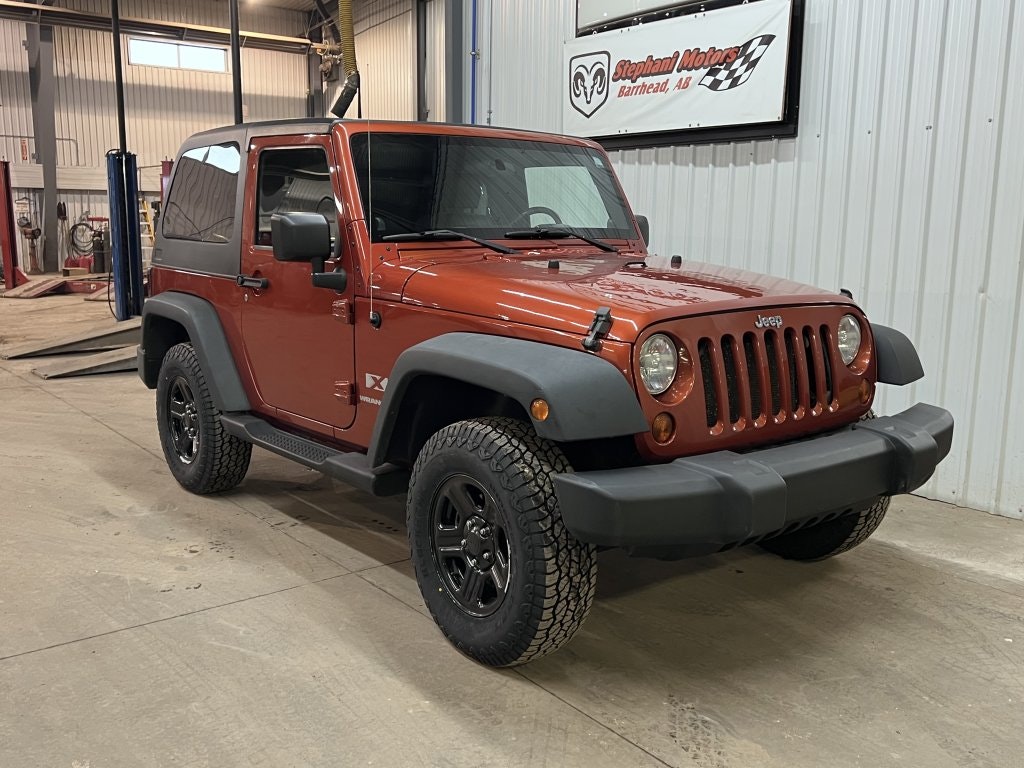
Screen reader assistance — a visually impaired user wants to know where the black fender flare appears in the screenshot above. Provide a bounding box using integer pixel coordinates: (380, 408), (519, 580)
(871, 323), (924, 386)
(368, 333), (649, 467)
(138, 292), (250, 412)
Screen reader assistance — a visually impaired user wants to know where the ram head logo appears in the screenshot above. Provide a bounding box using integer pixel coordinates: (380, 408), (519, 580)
(569, 51), (610, 118)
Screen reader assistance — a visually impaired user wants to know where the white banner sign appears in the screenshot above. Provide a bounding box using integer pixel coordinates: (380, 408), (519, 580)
(577, 1), (703, 33)
(564, 0), (794, 139)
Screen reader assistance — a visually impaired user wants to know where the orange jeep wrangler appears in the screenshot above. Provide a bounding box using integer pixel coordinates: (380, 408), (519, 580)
(139, 119), (953, 666)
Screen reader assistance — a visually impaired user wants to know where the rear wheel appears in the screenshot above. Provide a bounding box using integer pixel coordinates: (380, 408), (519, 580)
(407, 417), (597, 667)
(156, 342), (251, 494)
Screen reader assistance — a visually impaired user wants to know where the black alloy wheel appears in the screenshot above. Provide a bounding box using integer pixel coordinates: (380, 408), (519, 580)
(166, 376), (200, 464)
(155, 342), (251, 494)
(407, 417), (598, 667)
(430, 474), (511, 618)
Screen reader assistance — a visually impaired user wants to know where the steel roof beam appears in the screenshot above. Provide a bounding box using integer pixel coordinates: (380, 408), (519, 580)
(0, 0), (324, 54)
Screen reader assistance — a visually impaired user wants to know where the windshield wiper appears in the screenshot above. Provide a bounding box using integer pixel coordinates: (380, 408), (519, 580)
(503, 225), (619, 253)
(382, 229), (518, 255)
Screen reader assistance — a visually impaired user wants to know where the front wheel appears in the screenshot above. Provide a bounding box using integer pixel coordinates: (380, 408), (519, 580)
(407, 418), (597, 667)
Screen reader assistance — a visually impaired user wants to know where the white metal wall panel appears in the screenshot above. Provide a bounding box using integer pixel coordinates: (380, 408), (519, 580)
(3, 0), (309, 170)
(482, 0), (1024, 518)
(54, 190), (109, 227)
(339, 0), (416, 121)
(2, 0), (309, 275)
(8, 188), (42, 270)
(482, 0), (570, 130)
(424, 0), (446, 121)
(52, 27), (308, 169)
(0, 19), (34, 163)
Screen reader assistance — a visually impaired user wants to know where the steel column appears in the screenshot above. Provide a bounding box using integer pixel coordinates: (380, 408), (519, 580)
(229, 0), (243, 124)
(26, 23), (58, 272)
(416, 0), (428, 121)
(110, 0), (127, 153)
(442, 0), (463, 124)
(306, 11), (324, 118)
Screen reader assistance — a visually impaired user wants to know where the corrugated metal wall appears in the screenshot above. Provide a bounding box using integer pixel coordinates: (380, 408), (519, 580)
(482, 0), (569, 130)
(0, 19), (34, 163)
(1, 1), (311, 265)
(339, 0), (416, 120)
(424, 0), (446, 121)
(51, 25), (307, 169)
(480, 0), (1024, 519)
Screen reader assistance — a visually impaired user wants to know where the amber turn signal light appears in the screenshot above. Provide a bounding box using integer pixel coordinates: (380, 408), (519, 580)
(530, 398), (550, 421)
(859, 379), (872, 404)
(651, 412), (674, 444)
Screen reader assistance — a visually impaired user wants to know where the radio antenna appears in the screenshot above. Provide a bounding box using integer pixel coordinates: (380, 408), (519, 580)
(366, 91), (379, 328)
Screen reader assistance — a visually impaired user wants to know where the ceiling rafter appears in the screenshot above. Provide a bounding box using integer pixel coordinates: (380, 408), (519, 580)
(0, 0), (327, 54)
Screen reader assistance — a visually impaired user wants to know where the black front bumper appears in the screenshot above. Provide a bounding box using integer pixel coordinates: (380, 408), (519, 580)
(554, 403), (954, 549)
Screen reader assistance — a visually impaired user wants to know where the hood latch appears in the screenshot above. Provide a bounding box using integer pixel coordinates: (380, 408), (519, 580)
(582, 306), (613, 352)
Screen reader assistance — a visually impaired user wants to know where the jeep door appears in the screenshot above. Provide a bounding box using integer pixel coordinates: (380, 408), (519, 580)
(238, 135), (356, 434)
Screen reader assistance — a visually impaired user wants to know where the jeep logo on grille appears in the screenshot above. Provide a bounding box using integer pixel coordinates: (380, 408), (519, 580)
(754, 314), (783, 329)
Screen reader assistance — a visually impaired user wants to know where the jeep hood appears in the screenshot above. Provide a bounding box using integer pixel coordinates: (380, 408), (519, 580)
(398, 251), (853, 342)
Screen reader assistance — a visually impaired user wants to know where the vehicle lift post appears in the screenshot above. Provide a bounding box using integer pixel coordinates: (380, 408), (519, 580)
(0, 160), (31, 291)
(106, 0), (143, 320)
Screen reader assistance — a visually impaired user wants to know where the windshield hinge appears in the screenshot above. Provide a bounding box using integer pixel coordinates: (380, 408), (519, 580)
(582, 306), (613, 352)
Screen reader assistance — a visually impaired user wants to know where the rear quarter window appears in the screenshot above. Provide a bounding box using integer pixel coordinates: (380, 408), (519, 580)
(163, 143), (241, 243)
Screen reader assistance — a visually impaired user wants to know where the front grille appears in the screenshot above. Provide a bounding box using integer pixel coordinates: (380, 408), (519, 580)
(699, 324), (835, 429)
(698, 339), (718, 428)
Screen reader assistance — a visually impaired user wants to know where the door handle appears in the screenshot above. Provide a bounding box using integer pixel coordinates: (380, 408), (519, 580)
(236, 274), (269, 289)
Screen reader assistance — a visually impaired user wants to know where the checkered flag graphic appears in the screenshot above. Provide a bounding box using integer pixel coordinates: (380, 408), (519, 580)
(699, 35), (776, 92)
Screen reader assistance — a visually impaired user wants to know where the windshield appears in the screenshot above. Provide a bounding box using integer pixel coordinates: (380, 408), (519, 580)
(350, 133), (635, 243)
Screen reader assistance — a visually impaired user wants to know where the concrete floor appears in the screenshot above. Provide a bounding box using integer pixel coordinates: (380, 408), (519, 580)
(1, 296), (1023, 768)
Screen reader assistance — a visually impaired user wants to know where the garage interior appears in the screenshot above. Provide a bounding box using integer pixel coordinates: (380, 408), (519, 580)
(1, 1), (1022, 767)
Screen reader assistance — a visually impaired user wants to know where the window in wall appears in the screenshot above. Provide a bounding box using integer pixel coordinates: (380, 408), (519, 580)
(128, 38), (228, 73)
(256, 147), (336, 247)
(162, 143), (240, 243)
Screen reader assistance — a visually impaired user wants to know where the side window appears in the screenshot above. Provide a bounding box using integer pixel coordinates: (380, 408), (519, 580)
(255, 147), (336, 247)
(163, 143), (240, 242)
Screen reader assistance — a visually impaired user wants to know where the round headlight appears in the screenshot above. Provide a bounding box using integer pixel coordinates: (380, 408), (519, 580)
(639, 334), (678, 395)
(837, 314), (862, 366)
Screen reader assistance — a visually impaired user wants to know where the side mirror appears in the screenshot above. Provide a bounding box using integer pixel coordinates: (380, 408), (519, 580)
(635, 215), (650, 246)
(271, 212), (347, 293)
(270, 212), (331, 262)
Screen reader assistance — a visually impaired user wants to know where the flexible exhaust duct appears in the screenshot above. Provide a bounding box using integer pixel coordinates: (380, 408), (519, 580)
(330, 0), (360, 117)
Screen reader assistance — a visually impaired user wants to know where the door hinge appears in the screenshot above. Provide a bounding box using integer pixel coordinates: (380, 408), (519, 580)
(334, 381), (355, 405)
(332, 298), (354, 324)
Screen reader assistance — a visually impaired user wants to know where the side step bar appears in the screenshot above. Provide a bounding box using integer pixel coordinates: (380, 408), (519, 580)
(220, 413), (409, 497)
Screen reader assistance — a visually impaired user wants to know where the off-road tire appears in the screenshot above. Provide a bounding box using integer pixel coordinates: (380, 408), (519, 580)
(156, 342), (251, 494)
(760, 411), (890, 561)
(407, 417), (597, 667)
(758, 496), (890, 561)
